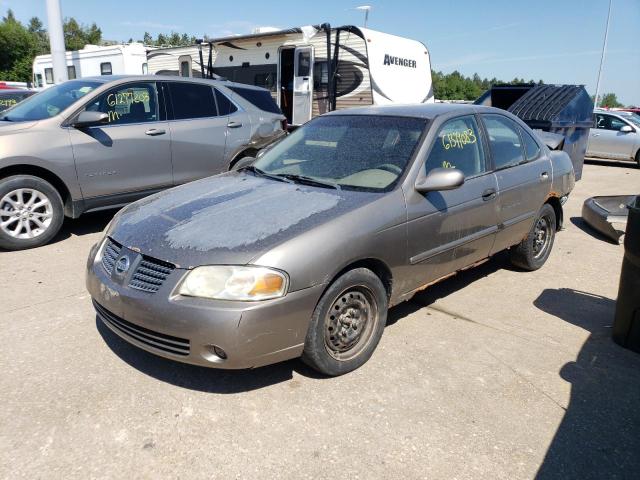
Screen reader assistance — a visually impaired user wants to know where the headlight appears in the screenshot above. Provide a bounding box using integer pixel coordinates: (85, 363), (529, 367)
(178, 266), (288, 301)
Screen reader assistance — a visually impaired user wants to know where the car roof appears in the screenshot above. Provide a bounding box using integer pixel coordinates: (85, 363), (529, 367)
(78, 75), (268, 91)
(0, 88), (35, 94)
(324, 103), (511, 120)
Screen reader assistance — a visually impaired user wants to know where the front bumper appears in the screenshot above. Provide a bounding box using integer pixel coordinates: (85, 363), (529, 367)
(86, 241), (326, 369)
(582, 196), (632, 244)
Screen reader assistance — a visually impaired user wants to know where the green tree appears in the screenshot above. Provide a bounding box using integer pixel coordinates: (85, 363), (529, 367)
(63, 17), (101, 51)
(595, 92), (623, 108)
(28, 16), (48, 55)
(143, 31), (153, 45)
(0, 10), (39, 81)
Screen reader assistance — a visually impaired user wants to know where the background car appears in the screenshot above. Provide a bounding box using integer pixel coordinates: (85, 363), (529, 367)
(0, 88), (36, 112)
(0, 76), (285, 250)
(86, 104), (575, 376)
(587, 109), (640, 167)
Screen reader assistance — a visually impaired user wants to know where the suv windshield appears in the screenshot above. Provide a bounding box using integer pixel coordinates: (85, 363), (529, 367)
(252, 115), (427, 191)
(0, 80), (101, 122)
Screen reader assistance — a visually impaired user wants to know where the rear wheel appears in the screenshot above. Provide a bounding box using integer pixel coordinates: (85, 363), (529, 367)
(302, 268), (387, 376)
(0, 175), (64, 250)
(510, 203), (556, 271)
(635, 149), (640, 168)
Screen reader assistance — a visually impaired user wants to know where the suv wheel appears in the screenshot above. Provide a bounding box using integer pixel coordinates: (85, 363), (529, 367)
(0, 175), (64, 250)
(302, 268), (387, 376)
(510, 203), (557, 271)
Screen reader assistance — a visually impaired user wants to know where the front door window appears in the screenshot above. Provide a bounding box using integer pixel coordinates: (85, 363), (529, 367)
(84, 82), (158, 125)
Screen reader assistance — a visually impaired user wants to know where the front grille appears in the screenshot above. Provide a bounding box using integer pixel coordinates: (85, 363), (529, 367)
(129, 257), (175, 293)
(101, 238), (122, 275)
(94, 300), (190, 356)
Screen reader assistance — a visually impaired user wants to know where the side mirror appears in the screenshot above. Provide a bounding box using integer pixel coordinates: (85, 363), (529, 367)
(72, 111), (109, 128)
(620, 125), (634, 133)
(415, 168), (465, 193)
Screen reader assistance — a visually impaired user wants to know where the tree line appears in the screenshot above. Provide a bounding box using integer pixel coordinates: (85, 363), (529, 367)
(0, 9), (633, 107)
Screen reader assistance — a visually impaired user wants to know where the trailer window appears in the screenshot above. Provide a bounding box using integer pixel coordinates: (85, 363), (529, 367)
(296, 50), (311, 77)
(227, 86), (281, 114)
(179, 56), (192, 77)
(168, 82), (216, 119)
(142, 63), (148, 75)
(44, 68), (54, 84)
(313, 62), (328, 89)
(34, 74), (43, 88)
(67, 66), (76, 80)
(100, 62), (112, 75)
(214, 88), (238, 116)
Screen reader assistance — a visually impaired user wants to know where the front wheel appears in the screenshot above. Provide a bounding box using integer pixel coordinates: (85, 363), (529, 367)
(510, 203), (557, 271)
(302, 268), (388, 376)
(0, 175), (64, 250)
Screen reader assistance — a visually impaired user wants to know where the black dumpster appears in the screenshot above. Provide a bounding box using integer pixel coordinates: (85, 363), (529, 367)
(475, 84), (593, 180)
(613, 195), (640, 353)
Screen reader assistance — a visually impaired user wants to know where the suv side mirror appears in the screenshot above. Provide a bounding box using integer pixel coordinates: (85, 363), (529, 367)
(415, 168), (465, 193)
(620, 125), (634, 133)
(72, 111), (109, 128)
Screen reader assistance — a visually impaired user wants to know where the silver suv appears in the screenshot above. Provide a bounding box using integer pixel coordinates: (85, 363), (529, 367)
(587, 109), (640, 167)
(0, 76), (285, 250)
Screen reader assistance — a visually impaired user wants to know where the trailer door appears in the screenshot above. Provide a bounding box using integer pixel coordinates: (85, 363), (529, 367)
(292, 46), (313, 125)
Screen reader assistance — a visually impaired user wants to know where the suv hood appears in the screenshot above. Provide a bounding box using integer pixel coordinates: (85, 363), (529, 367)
(109, 172), (378, 268)
(0, 119), (38, 134)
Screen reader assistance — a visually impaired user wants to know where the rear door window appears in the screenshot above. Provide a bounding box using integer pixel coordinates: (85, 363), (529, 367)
(227, 86), (281, 114)
(482, 114), (526, 170)
(425, 115), (486, 178)
(214, 88), (238, 116)
(519, 127), (541, 161)
(168, 82), (217, 120)
(84, 82), (158, 125)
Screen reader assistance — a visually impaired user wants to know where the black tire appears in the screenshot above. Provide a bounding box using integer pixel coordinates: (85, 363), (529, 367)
(301, 268), (388, 376)
(510, 203), (557, 271)
(0, 175), (64, 251)
(635, 149), (640, 168)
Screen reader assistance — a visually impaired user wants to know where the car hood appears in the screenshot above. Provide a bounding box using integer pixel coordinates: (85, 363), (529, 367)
(109, 171), (380, 268)
(0, 120), (38, 134)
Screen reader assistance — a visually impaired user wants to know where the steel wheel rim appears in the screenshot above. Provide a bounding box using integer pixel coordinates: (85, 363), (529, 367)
(324, 285), (378, 361)
(0, 188), (53, 240)
(533, 216), (551, 259)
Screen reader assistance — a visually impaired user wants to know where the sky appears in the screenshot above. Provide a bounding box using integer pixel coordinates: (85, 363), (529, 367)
(2, 0), (639, 105)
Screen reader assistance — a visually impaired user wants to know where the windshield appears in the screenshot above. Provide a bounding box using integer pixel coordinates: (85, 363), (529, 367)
(625, 113), (640, 127)
(0, 80), (101, 122)
(252, 115), (427, 191)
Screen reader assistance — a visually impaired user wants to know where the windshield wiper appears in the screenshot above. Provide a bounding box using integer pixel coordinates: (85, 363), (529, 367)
(275, 173), (341, 190)
(238, 165), (293, 184)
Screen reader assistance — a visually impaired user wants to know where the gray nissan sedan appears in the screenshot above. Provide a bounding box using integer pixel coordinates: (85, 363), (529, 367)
(87, 104), (575, 376)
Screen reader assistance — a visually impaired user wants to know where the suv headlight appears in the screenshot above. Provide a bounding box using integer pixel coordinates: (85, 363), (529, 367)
(178, 266), (288, 301)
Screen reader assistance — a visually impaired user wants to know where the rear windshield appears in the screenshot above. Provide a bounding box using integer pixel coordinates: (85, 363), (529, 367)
(227, 86), (281, 114)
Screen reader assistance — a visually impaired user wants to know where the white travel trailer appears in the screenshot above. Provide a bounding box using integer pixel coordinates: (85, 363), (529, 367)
(147, 25), (434, 126)
(32, 43), (149, 89)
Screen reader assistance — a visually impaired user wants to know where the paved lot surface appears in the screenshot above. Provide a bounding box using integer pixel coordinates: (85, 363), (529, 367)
(1, 161), (639, 480)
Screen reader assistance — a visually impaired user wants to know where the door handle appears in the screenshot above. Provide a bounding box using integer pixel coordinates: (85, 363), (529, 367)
(482, 188), (496, 201)
(228, 121), (243, 128)
(145, 128), (165, 136)
(592, 133), (600, 137)
(540, 171), (549, 180)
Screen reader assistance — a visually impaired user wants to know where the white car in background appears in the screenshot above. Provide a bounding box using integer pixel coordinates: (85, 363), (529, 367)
(587, 109), (640, 167)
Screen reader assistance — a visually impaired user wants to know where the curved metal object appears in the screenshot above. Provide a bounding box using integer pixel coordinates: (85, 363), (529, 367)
(582, 195), (634, 244)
